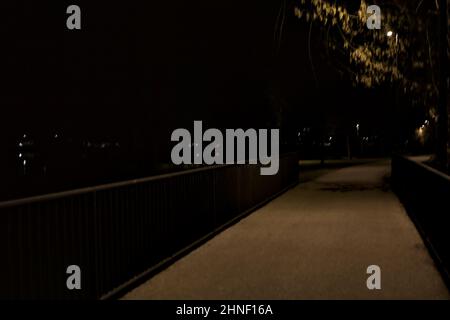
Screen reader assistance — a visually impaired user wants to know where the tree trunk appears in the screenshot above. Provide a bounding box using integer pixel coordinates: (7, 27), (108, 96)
(437, 0), (449, 172)
(346, 134), (352, 160)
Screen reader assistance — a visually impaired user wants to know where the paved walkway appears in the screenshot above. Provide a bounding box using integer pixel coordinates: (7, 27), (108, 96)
(123, 160), (450, 299)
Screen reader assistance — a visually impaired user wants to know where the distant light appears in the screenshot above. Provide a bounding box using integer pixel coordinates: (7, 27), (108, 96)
(19, 142), (23, 147)
(387, 31), (393, 37)
(19, 153), (22, 158)
(417, 127), (425, 137)
(23, 160), (27, 166)
(23, 134), (27, 139)
(54, 133), (59, 139)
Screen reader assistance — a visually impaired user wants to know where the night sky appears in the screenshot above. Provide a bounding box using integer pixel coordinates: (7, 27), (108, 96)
(1, 1), (398, 199)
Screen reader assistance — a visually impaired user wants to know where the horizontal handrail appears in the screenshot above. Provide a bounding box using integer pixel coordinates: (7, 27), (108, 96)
(394, 155), (450, 182)
(0, 152), (298, 209)
(0, 164), (227, 209)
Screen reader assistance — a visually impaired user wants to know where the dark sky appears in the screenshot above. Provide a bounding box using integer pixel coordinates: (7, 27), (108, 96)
(0, 0), (403, 200)
(2, 1), (378, 137)
(2, 1), (399, 170)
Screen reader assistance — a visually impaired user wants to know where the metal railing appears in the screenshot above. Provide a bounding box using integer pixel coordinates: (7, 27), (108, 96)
(0, 152), (299, 299)
(391, 155), (450, 285)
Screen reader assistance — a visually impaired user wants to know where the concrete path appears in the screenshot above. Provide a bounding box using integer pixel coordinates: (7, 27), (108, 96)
(123, 160), (450, 300)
